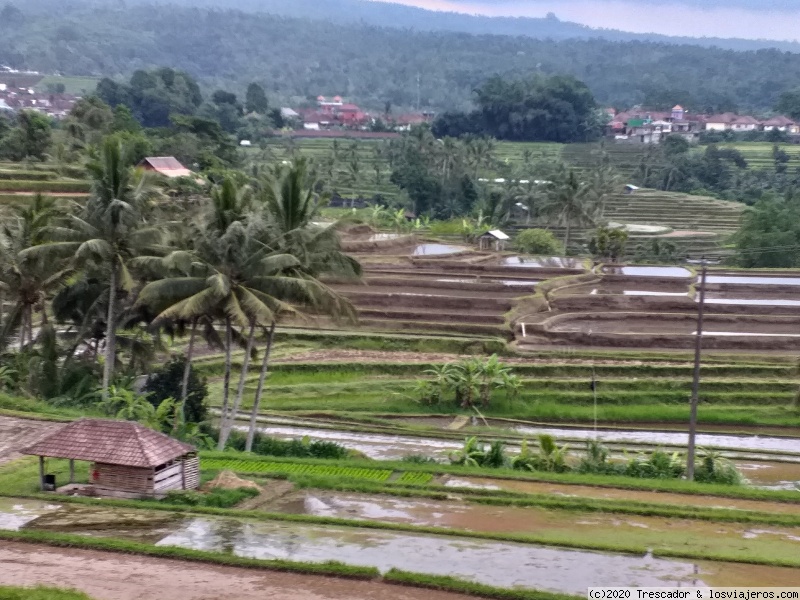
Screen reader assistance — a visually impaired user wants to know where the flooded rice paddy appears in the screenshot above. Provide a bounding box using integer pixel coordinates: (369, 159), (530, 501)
(5, 498), (800, 592)
(511, 425), (800, 455)
(706, 276), (800, 286)
(0, 500), (720, 593)
(412, 244), (467, 256)
(502, 256), (582, 268)
(703, 297), (800, 307)
(606, 266), (693, 278)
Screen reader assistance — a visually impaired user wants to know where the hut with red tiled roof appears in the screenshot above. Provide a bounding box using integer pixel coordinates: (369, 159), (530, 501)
(23, 418), (198, 497)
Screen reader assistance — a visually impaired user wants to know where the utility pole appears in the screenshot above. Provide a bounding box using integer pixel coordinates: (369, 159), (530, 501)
(687, 259), (707, 480)
(416, 73), (421, 111)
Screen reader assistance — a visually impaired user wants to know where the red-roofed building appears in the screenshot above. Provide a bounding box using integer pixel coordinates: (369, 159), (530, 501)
(762, 116), (799, 133)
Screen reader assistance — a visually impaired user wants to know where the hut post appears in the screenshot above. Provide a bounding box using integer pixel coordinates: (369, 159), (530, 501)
(69, 459), (75, 484)
(38, 456), (45, 491)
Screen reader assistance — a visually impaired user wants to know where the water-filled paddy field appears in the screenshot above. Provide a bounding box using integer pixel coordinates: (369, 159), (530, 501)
(4, 499), (800, 593)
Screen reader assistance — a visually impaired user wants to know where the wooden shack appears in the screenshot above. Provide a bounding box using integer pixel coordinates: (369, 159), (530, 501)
(23, 418), (198, 498)
(478, 230), (509, 252)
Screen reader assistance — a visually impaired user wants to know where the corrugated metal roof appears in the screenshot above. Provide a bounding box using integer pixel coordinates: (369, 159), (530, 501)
(484, 230), (510, 240)
(139, 157), (193, 178)
(23, 418), (195, 467)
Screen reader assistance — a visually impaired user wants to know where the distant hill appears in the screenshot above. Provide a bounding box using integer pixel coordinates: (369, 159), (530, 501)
(88, 0), (800, 53)
(3, 0), (800, 113)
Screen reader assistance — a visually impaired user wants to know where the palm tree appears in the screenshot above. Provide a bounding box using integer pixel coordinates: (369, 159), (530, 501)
(22, 138), (164, 399)
(540, 169), (595, 253)
(242, 160), (359, 450)
(0, 195), (71, 350)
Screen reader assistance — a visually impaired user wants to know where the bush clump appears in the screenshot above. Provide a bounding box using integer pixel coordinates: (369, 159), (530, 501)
(163, 486), (259, 508)
(513, 228), (563, 255)
(224, 429), (349, 460)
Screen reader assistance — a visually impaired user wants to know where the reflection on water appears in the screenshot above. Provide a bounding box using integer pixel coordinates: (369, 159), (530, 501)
(704, 298), (800, 307)
(412, 244), (466, 256)
(0, 499), (61, 531)
(237, 424), (460, 460)
(503, 256), (581, 268)
(607, 266), (692, 278)
(706, 276), (800, 286)
(513, 426), (800, 455)
(368, 233), (403, 241)
(155, 517), (705, 593)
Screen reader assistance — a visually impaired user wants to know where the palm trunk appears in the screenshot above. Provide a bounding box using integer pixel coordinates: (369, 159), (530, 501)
(220, 320), (256, 448)
(563, 221), (571, 255)
(176, 318), (198, 434)
(101, 262), (117, 400)
(18, 307), (26, 351)
(246, 321), (276, 452)
(216, 317), (233, 451)
(27, 305), (34, 345)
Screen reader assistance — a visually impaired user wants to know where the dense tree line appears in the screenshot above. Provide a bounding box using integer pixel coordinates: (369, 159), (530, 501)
(432, 75), (603, 143)
(4, 0), (800, 112)
(631, 136), (800, 205)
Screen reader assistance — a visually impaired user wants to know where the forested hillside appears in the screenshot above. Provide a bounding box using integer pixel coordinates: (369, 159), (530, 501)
(3, 0), (800, 112)
(23, 0), (800, 53)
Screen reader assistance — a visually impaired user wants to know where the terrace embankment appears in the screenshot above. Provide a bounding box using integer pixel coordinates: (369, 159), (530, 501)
(326, 252), (585, 338)
(518, 267), (800, 351)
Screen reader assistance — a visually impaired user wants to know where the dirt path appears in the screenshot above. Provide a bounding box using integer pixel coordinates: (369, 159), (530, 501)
(0, 416), (63, 465)
(0, 542), (479, 600)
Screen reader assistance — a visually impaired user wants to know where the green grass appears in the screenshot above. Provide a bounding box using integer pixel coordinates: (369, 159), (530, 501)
(0, 587), (94, 600)
(0, 458), (90, 495)
(201, 457), (393, 481)
(0, 180), (90, 193)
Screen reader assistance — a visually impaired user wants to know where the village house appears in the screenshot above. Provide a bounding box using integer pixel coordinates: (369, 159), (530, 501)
(299, 96), (370, 130)
(762, 115), (800, 133)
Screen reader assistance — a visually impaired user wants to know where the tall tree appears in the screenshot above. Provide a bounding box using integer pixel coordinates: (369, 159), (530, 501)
(23, 138), (164, 398)
(245, 83), (269, 114)
(540, 169), (595, 252)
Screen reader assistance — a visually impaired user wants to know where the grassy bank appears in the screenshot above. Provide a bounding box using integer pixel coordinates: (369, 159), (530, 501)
(0, 587), (94, 600)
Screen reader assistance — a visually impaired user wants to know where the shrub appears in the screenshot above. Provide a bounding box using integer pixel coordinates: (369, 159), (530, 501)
(514, 228), (563, 255)
(163, 486), (259, 508)
(449, 437), (508, 468)
(224, 430), (349, 460)
(143, 357), (208, 424)
(694, 449), (745, 485)
(401, 454), (439, 464)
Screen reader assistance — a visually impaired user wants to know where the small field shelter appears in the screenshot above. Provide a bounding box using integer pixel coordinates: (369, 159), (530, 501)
(23, 418), (199, 497)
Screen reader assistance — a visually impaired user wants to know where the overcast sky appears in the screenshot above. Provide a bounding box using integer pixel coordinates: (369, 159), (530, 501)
(367, 0), (800, 41)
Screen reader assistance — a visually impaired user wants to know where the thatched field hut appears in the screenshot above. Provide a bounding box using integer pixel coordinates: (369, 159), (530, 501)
(23, 418), (199, 498)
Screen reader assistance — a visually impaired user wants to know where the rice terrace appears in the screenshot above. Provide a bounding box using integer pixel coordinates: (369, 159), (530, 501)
(6, 4), (800, 598)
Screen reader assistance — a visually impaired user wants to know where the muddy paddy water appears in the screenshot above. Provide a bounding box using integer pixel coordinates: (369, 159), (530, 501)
(271, 489), (800, 558)
(243, 422), (800, 464)
(4, 498), (800, 592)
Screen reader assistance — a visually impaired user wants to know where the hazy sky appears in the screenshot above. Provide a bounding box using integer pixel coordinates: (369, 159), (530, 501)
(368, 0), (800, 41)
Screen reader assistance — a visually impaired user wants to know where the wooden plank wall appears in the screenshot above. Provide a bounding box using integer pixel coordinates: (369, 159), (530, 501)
(153, 462), (183, 493)
(94, 463), (152, 494)
(183, 455), (199, 490)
